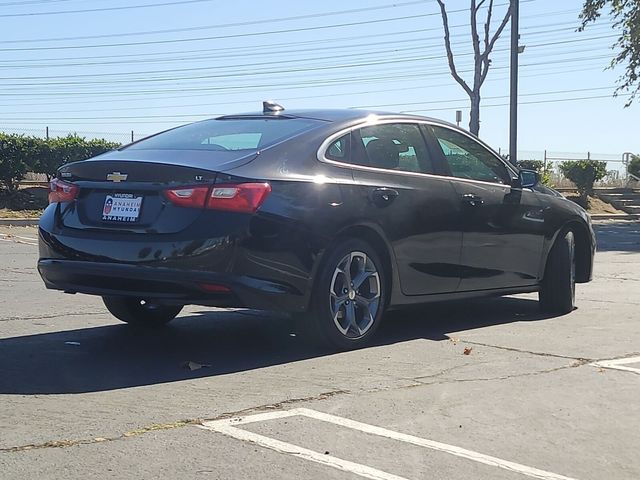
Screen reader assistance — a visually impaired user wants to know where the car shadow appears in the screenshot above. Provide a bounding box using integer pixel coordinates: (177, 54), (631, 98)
(0, 296), (557, 395)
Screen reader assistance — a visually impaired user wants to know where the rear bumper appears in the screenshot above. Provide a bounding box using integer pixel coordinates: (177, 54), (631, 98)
(38, 259), (307, 312)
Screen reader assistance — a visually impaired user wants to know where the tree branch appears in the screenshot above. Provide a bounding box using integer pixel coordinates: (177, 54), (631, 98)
(479, 2), (511, 86)
(485, 3), (512, 58)
(484, 0), (494, 52)
(437, 0), (473, 97)
(470, 0), (482, 68)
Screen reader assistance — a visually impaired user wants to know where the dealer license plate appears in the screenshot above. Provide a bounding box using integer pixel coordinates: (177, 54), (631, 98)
(102, 193), (143, 222)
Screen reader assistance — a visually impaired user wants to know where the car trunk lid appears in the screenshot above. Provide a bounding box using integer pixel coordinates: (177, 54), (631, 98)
(57, 150), (257, 234)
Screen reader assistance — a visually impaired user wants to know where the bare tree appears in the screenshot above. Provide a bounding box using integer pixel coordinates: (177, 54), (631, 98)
(437, 0), (511, 135)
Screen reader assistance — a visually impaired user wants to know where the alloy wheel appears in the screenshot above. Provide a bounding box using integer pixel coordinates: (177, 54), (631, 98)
(329, 251), (381, 339)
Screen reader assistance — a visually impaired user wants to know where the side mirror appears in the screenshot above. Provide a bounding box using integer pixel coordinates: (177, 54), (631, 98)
(515, 169), (539, 189)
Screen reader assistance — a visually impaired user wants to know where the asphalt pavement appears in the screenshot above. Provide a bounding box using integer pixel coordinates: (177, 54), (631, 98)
(1, 222), (639, 480)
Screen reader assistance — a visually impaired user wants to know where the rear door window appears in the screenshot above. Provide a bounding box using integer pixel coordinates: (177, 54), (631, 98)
(355, 123), (435, 174)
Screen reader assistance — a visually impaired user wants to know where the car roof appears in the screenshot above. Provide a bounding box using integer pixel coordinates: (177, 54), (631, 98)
(216, 108), (456, 127)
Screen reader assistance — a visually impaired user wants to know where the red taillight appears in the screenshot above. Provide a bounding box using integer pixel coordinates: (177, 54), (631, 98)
(48, 178), (79, 204)
(199, 283), (232, 293)
(207, 183), (271, 213)
(163, 186), (210, 209)
(163, 183), (271, 213)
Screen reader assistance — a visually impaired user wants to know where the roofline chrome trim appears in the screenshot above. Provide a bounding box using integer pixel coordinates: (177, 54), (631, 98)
(316, 118), (519, 189)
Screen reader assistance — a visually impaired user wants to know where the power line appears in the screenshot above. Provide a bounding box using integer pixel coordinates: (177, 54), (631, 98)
(0, 1), (536, 52)
(0, 0), (225, 18)
(401, 93), (632, 114)
(0, 13), (459, 52)
(1, 62), (617, 111)
(1, 87), (619, 120)
(1, 92), (629, 125)
(0, 32), (617, 83)
(353, 86), (618, 109)
(0, 18), (607, 68)
(0, 28), (617, 74)
(0, 0), (75, 6)
(0, 56), (616, 101)
(0, 51), (615, 91)
(0, 1), (427, 43)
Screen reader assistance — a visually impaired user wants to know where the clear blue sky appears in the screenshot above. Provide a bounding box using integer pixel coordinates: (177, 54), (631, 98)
(1, 0), (637, 159)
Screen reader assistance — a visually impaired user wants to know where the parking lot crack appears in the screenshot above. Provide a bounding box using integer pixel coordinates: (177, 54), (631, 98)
(454, 340), (592, 363)
(0, 311), (106, 322)
(0, 389), (348, 454)
(411, 362), (477, 382)
(0, 267), (35, 276)
(583, 299), (640, 306)
(413, 359), (589, 386)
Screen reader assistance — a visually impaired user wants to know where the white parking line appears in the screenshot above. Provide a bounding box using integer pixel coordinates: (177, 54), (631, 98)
(0, 233), (38, 246)
(592, 355), (640, 375)
(201, 408), (579, 480)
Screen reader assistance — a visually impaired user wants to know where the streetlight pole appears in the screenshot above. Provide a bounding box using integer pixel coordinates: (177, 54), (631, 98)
(509, 0), (519, 166)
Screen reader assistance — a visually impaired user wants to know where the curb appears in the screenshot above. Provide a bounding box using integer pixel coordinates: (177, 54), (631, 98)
(0, 218), (40, 226)
(590, 213), (640, 221)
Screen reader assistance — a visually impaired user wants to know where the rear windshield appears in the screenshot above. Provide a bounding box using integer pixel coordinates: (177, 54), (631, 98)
(125, 118), (322, 152)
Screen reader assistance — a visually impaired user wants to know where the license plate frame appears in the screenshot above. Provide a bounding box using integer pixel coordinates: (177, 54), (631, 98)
(101, 193), (143, 223)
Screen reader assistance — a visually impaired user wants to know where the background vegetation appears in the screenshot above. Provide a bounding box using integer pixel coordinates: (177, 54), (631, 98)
(0, 133), (120, 191)
(558, 159), (608, 207)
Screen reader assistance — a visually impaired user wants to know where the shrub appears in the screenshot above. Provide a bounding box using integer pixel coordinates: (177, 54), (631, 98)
(0, 134), (35, 191)
(42, 135), (120, 180)
(558, 160), (607, 207)
(0, 132), (122, 190)
(517, 160), (543, 171)
(629, 155), (640, 179)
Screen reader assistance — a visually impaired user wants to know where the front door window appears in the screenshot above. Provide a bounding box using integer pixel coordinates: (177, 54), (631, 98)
(430, 126), (512, 185)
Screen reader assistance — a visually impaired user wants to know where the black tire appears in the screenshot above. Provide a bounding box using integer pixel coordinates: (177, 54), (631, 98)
(102, 296), (182, 327)
(539, 230), (576, 314)
(304, 238), (387, 350)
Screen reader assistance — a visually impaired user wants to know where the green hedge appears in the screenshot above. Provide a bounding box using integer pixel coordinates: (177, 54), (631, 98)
(0, 133), (120, 191)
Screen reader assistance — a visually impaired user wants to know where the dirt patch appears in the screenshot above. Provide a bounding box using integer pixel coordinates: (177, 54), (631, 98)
(0, 208), (43, 218)
(563, 193), (626, 215)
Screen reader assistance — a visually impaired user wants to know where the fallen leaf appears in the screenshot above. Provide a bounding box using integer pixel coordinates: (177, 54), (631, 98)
(463, 347), (472, 355)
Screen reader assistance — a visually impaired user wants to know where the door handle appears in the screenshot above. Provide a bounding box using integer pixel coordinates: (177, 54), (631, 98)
(371, 188), (399, 206)
(461, 193), (484, 207)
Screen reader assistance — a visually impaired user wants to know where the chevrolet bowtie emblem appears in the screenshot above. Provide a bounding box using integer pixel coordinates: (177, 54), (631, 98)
(106, 172), (128, 182)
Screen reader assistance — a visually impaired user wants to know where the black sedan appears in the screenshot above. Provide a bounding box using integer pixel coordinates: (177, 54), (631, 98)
(38, 103), (595, 350)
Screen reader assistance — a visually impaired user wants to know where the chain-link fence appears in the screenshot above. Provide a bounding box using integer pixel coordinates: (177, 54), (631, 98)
(497, 148), (633, 187)
(0, 126), (149, 145)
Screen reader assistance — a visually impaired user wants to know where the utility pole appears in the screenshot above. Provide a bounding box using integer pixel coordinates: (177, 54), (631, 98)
(509, 0), (519, 166)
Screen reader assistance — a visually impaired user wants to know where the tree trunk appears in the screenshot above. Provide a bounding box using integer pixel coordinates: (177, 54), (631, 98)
(469, 93), (481, 135)
(437, 0), (511, 138)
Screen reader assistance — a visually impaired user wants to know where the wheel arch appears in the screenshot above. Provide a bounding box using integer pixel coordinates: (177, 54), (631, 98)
(543, 219), (594, 284)
(309, 223), (399, 309)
